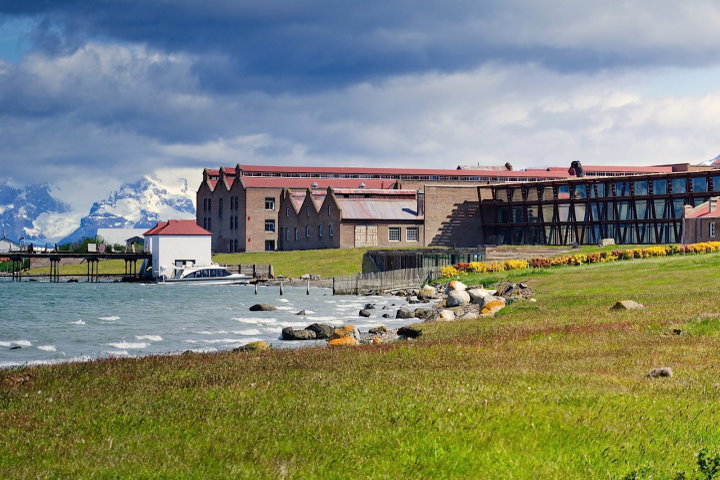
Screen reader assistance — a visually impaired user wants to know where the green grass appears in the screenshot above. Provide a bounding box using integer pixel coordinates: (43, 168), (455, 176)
(5, 252), (720, 477)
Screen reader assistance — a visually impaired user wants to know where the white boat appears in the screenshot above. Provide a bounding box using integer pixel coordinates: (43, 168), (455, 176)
(159, 264), (252, 284)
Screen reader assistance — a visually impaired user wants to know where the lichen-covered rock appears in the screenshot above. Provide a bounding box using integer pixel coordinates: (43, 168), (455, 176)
(235, 341), (270, 352)
(368, 325), (387, 335)
(249, 303), (276, 311)
(328, 336), (360, 347)
(611, 300), (645, 310)
(648, 367), (673, 378)
(438, 309), (456, 322)
(445, 280), (467, 293)
(396, 308), (414, 319)
(480, 298), (506, 316)
(419, 285), (437, 300)
(305, 323), (335, 339)
(331, 325), (360, 341)
(281, 327), (317, 340)
(446, 290), (471, 307)
(414, 308), (435, 320)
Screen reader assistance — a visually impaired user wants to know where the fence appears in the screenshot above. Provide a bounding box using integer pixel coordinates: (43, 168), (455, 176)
(333, 266), (442, 295)
(223, 264), (274, 278)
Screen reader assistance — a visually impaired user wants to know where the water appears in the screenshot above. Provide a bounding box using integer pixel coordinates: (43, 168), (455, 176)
(0, 280), (425, 368)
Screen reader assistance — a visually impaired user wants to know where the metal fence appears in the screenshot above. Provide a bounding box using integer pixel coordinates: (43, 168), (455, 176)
(333, 266), (442, 295)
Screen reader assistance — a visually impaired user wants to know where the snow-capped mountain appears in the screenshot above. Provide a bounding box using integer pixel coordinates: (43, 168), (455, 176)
(0, 181), (71, 243)
(59, 176), (196, 244)
(697, 153), (720, 167)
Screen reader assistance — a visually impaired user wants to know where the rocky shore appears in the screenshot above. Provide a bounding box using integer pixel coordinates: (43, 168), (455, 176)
(238, 280), (535, 351)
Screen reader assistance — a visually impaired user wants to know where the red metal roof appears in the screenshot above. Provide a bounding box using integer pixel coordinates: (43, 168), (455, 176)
(144, 220), (211, 236)
(545, 165), (674, 173)
(236, 164), (567, 178)
(240, 177), (394, 189)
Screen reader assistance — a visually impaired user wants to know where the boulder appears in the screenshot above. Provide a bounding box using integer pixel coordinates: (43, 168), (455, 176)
(234, 341), (270, 352)
(364, 303), (376, 310)
(331, 325), (360, 341)
(359, 309), (372, 317)
(480, 298), (506, 316)
(281, 327), (317, 340)
(446, 290), (471, 307)
(368, 326), (387, 335)
(328, 336), (360, 347)
(467, 288), (495, 304)
(249, 303), (276, 312)
(445, 280), (467, 293)
(407, 296), (422, 304)
(382, 314), (391, 318)
(457, 312), (480, 321)
(396, 308), (414, 319)
(611, 300), (645, 310)
(295, 310), (306, 315)
(398, 325), (423, 338)
(419, 285), (437, 300)
(438, 309), (456, 322)
(305, 323), (335, 339)
(495, 283), (534, 299)
(413, 308), (435, 320)
(647, 367), (673, 378)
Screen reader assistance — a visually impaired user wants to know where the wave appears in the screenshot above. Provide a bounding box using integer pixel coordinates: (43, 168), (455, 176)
(37, 345), (57, 352)
(98, 316), (120, 321)
(0, 340), (32, 347)
(232, 317), (278, 324)
(105, 342), (148, 349)
(104, 350), (130, 356)
(69, 320), (86, 325)
(135, 335), (163, 342)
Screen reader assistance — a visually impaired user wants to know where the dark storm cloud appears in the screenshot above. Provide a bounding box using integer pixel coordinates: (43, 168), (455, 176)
(4, 1), (720, 92)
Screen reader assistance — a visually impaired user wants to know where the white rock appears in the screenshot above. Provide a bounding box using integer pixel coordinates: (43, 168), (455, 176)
(444, 280), (467, 293)
(438, 309), (456, 321)
(446, 290), (471, 307)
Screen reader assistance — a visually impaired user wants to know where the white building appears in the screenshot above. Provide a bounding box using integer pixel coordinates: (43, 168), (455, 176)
(0, 236), (21, 253)
(143, 220), (212, 279)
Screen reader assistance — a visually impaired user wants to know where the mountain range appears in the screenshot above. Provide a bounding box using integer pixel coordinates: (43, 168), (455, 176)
(1, 177), (196, 245)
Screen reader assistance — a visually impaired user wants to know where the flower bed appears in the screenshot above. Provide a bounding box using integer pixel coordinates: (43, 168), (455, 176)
(441, 242), (720, 278)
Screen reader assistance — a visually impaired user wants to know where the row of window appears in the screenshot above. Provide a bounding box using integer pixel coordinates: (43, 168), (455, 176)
(494, 176), (720, 202)
(389, 227), (419, 242)
(202, 196), (276, 213)
(283, 224), (335, 241)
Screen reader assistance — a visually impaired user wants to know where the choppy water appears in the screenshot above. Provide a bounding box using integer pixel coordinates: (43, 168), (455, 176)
(0, 280), (424, 368)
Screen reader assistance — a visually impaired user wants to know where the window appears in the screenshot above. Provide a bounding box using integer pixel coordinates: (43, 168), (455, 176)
(327, 205), (332, 216)
(653, 179), (667, 195)
(318, 225), (323, 238)
(234, 240), (238, 251)
(203, 218), (207, 229)
(693, 177), (708, 193)
(329, 224), (334, 237)
(389, 227), (401, 242)
(306, 225), (311, 238)
(218, 198), (223, 218)
(265, 197), (275, 210)
(207, 199), (212, 212)
(203, 198), (207, 212)
(285, 228), (290, 241)
(711, 222), (716, 238)
(286, 207), (290, 217)
(207, 218), (211, 231)
(264, 219), (275, 232)
(265, 240), (275, 251)
(672, 178), (687, 194)
(306, 207), (310, 216)
(406, 227), (419, 242)
(229, 217), (234, 230)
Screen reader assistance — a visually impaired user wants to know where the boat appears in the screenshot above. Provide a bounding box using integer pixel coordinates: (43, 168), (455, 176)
(159, 264), (252, 284)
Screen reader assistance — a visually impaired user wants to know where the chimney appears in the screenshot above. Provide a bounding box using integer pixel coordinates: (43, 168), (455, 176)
(416, 190), (425, 216)
(710, 197), (718, 213)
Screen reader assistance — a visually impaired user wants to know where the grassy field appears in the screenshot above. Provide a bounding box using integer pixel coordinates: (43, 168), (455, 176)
(5, 252), (720, 477)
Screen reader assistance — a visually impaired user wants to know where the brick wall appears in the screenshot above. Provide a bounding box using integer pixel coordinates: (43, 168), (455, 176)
(423, 184), (482, 247)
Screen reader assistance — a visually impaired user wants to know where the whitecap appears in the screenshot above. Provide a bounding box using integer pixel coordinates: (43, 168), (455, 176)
(196, 330), (228, 335)
(37, 345), (56, 352)
(69, 320), (86, 325)
(0, 340), (32, 347)
(98, 316), (120, 321)
(304, 316), (336, 322)
(275, 306), (295, 311)
(104, 350), (130, 356)
(135, 335), (163, 342)
(232, 329), (262, 336)
(105, 342), (148, 349)
(232, 317), (278, 324)
(279, 298), (290, 303)
(196, 338), (250, 344)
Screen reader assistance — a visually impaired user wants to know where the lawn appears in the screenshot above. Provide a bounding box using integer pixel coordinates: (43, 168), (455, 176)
(4, 253), (720, 478)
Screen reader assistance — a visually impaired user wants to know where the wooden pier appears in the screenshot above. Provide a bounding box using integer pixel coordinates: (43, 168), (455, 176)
(2, 252), (151, 283)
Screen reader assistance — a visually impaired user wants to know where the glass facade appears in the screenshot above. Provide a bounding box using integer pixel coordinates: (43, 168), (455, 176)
(482, 173), (715, 245)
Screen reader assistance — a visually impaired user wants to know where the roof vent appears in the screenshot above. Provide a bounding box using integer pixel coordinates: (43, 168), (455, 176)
(311, 182), (318, 188)
(359, 182), (366, 189)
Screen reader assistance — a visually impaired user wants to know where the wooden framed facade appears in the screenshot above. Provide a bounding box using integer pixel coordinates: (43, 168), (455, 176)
(479, 171), (720, 245)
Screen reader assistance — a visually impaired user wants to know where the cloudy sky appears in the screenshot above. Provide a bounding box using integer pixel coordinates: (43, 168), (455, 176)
(2, 1), (720, 208)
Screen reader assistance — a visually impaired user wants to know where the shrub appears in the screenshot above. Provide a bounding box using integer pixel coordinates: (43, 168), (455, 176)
(441, 266), (459, 278)
(503, 259), (529, 270)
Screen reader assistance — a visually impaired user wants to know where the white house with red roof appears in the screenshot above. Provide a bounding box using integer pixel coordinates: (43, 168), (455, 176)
(143, 220), (212, 279)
